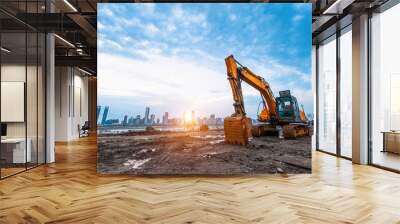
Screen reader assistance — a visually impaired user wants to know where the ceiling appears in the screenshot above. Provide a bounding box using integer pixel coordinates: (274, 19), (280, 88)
(1, 0), (394, 75)
(1, 0), (98, 74)
(311, 0), (391, 43)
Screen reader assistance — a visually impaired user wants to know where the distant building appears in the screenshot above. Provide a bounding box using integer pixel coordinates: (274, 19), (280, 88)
(168, 118), (181, 126)
(128, 116), (135, 125)
(135, 115), (141, 125)
(150, 114), (155, 125)
(162, 112), (169, 125)
(122, 115), (128, 125)
(104, 119), (119, 125)
(101, 106), (109, 125)
(144, 107), (150, 125)
(156, 118), (160, 124)
(208, 114), (216, 125)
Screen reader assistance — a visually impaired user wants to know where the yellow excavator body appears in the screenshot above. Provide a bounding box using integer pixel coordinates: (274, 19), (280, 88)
(258, 108), (271, 121)
(223, 55), (310, 144)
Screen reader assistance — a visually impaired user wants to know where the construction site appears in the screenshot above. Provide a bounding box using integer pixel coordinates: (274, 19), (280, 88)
(97, 129), (311, 175)
(97, 55), (312, 175)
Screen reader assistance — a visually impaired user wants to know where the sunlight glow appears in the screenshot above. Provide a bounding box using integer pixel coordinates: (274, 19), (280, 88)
(184, 112), (193, 123)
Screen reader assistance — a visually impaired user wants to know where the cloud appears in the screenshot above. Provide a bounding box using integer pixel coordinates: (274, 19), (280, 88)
(97, 21), (105, 30)
(144, 23), (160, 34)
(102, 7), (114, 17)
(98, 37), (123, 50)
(293, 3), (311, 12)
(292, 14), (304, 22)
(166, 23), (177, 32)
(170, 5), (208, 28)
(140, 3), (156, 16)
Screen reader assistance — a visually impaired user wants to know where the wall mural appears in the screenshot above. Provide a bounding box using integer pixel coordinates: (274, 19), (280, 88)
(97, 3), (313, 175)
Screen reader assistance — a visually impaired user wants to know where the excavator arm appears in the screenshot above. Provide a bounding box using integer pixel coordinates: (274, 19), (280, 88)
(224, 55), (279, 145)
(225, 55), (277, 121)
(225, 54), (246, 116)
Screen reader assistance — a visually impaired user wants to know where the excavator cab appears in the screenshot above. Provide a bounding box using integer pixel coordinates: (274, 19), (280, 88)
(276, 90), (302, 123)
(276, 90), (310, 138)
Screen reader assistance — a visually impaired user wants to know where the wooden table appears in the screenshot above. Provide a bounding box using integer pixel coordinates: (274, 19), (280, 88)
(382, 131), (400, 154)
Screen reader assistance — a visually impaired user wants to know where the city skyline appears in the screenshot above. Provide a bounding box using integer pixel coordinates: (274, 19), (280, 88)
(97, 105), (225, 126)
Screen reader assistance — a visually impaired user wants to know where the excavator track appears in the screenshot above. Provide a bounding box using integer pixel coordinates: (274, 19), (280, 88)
(224, 116), (252, 145)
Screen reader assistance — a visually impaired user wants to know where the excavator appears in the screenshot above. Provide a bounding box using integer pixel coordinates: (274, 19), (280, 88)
(223, 55), (310, 145)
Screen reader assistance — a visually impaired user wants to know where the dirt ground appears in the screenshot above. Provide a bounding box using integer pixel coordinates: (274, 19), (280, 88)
(97, 129), (311, 175)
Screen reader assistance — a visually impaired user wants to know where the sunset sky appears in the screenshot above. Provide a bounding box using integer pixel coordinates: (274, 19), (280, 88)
(98, 3), (312, 121)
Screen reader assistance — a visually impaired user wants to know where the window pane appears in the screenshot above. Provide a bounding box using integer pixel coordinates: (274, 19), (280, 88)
(340, 28), (352, 158)
(371, 3), (400, 171)
(317, 36), (337, 154)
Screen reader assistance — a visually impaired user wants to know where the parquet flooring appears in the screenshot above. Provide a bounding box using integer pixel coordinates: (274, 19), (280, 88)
(1, 136), (400, 223)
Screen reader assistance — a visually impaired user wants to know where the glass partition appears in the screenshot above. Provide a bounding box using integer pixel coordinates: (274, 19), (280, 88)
(371, 3), (400, 171)
(0, 1), (46, 179)
(317, 35), (337, 154)
(1, 30), (28, 177)
(27, 30), (38, 169)
(38, 32), (45, 165)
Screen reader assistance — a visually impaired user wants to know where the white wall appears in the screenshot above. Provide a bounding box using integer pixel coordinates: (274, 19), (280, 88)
(55, 67), (89, 141)
(1, 65), (27, 140)
(1, 63), (46, 164)
(1, 65), (41, 138)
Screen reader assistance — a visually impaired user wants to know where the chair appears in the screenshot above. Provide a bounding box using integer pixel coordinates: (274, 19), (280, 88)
(79, 121), (90, 138)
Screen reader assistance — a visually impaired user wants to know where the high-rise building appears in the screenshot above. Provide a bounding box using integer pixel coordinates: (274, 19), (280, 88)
(128, 116), (135, 125)
(136, 115), (141, 125)
(156, 118), (160, 124)
(101, 106), (109, 125)
(96, 106), (101, 124)
(122, 115), (128, 125)
(105, 119), (119, 125)
(209, 114), (216, 125)
(162, 112), (169, 125)
(150, 114), (155, 124)
(144, 107), (150, 125)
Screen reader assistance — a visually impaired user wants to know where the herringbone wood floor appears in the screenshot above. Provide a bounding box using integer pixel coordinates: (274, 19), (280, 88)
(1, 136), (400, 224)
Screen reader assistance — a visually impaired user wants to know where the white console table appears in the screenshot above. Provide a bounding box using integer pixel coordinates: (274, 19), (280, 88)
(1, 138), (31, 163)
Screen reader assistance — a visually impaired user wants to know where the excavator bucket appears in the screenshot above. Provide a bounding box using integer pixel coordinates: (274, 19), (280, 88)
(224, 116), (252, 145)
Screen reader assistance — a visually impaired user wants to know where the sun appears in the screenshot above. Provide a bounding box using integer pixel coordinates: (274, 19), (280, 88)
(184, 112), (192, 123)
